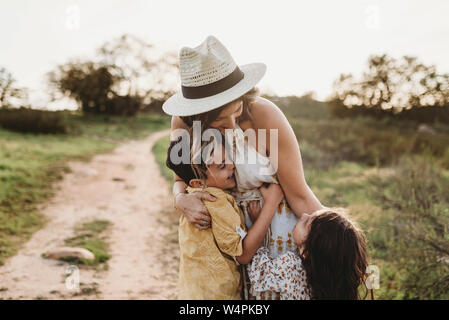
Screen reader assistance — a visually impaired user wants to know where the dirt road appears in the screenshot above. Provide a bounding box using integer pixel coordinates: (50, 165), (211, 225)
(0, 129), (179, 300)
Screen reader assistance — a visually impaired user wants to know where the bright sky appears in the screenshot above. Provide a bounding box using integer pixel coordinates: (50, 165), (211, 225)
(1, 0), (449, 109)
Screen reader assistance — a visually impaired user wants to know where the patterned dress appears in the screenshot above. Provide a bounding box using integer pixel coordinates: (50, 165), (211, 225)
(229, 124), (300, 300)
(248, 247), (311, 300)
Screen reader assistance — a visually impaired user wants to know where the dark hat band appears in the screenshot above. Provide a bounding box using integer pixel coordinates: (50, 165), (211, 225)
(181, 66), (244, 99)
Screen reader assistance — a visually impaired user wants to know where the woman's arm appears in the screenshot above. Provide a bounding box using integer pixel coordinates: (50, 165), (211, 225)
(171, 116), (216, 230)
(251, 98), (324, 218)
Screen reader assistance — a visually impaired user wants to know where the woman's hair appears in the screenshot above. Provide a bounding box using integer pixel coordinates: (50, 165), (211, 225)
(179, 86), (261, 131)
(301, 209), (369, 300)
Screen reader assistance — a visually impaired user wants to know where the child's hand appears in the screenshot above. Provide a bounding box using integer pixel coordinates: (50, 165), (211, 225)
(247, 200), (262, 223)
(259, 183), (284, 206)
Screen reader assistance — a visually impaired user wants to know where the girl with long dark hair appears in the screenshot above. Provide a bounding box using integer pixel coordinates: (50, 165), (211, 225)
(248, 208), (369, 300)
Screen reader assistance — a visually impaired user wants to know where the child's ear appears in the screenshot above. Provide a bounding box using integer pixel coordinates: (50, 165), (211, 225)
(189, 179), (206, 188)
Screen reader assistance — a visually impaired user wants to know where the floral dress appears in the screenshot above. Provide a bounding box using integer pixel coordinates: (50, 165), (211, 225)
(229, 124), (300, 300)
(248, 247), (311, 300)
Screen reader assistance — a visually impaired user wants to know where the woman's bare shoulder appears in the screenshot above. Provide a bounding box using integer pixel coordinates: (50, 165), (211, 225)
(249, 96), (288, 129)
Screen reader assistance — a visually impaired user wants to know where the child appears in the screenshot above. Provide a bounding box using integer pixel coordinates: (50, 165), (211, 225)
(247, 207), (369, 300)
(166, 136), (284, 300)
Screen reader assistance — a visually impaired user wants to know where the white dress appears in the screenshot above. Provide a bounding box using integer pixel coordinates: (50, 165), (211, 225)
(229, 124), (300, 300)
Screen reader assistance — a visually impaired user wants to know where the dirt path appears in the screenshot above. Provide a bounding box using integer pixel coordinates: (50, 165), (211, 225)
(0, 129), (179, 300)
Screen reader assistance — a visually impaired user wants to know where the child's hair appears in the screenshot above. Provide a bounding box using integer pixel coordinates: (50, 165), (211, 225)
(301, 209), (369, 300)
(166, 129), (229, 186)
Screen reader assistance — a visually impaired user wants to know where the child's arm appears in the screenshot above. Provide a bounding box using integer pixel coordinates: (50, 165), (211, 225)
(202, 185), (283, 265)
(236, 184), (284, 265)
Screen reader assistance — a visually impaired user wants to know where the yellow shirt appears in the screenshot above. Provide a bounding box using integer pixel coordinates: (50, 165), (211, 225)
(178, 186), (247, 300)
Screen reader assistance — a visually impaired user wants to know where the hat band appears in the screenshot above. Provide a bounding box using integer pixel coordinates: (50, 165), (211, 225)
(181, 66), (244, 99)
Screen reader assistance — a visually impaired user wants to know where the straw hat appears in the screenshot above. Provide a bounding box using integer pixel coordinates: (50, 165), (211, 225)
(162, 35), (266, 116)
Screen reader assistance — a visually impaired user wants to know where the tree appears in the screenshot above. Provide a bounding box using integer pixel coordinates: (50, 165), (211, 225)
(96, 34), (178, 103)
(0, 68), (26, 108)
(330, 54), (449, 111)
(48, 34), (179, 115)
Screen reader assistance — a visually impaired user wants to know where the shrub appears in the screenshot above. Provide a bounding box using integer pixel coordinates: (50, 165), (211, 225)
(0, 107), (69, 134)
(328, 99), (449, 124)
(369, 156), (449, 299)
(290, 116), (449, 169)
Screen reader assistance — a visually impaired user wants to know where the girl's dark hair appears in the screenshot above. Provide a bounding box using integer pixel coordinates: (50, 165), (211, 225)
(179, 86), (260, 130)
(302, 209), (369, 300)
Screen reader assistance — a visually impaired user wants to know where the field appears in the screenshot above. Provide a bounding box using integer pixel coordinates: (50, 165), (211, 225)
(2, 97), (448, 299)
(277, 97), (449, 299)
(153, 96), (449, 299)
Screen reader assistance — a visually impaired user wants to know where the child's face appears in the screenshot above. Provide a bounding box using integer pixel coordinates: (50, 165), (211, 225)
(204, 145), (236, 190)
(293, 213), (314, 249)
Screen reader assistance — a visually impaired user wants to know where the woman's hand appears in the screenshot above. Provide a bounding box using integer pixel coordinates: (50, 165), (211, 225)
(175, 192), (216, 230)
(247, 200), (262, 223)
(259, 183), (284, 206)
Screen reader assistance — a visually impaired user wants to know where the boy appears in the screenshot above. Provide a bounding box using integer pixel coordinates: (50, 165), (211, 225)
(166, 135), (283, 299)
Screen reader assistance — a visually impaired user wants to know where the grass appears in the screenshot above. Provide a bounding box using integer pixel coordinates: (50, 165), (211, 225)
(302, 161), (409, 299)
(0, 111), (170, 265)
(151, 98), (449, 299)
(62, 219), (111, 266)
(284, 104), (449, 299)
(152, 135), (173, 187)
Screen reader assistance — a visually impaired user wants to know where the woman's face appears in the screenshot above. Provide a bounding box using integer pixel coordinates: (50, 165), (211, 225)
(209, 100), (243, 133)
(293, 213), (315, 249)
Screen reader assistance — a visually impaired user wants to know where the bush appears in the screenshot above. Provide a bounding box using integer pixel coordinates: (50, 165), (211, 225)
(99, 94), (141, 116)
(266, 93), (329, 120)
(369, 156), (449, 299)
(0, 107), (69, 134)
(329, 99), (449, 124)
(290, 116), (449, 169)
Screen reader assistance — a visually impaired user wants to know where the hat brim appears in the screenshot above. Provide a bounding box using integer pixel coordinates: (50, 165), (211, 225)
(162, 62), (266, 117)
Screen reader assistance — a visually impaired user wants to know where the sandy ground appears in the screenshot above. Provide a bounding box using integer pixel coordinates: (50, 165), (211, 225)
(0, 129), (180, 300)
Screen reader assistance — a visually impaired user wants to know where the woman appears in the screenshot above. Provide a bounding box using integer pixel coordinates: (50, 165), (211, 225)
(163, 35), (324, 299)
(164, 35), (323, 228)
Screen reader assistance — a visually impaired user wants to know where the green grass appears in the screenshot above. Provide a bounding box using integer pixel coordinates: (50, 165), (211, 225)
(302, 161), (408, 299)
(283, 104), (449, 299)
(150, 99), (449, 299)
(152, 135), (173, 187)
(62, 220), (111, 266)
(0, 111), (170, 265)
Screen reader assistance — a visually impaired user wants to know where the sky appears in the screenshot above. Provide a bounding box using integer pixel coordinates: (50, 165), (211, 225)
(1, 0), (449, 109)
